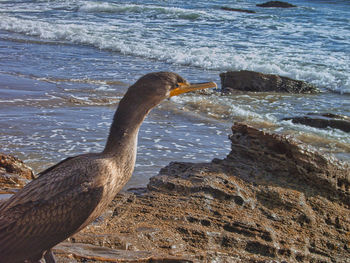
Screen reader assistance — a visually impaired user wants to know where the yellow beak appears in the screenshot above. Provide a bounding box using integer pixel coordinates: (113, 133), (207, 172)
(169, 81), (217, 97)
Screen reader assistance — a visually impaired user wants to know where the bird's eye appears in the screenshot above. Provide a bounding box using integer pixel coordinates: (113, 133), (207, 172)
(175, 83), (180, 88)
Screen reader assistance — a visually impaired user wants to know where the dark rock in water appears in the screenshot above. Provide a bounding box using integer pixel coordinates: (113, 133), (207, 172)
(283, 113), (350, 132)
(220, 70), (318, 93)
(0, 153), (34, 192)
(221, 7), (256, 14)
(257, 1), (296, 8)
(54, 123), (349, 262)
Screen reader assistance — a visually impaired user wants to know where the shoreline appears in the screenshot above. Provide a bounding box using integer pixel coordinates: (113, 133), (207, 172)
(1, 71), (349, 174)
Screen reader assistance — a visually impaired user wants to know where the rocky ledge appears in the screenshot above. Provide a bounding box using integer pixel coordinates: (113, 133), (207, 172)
(1, 123), (349, 262)
(220, 70), (318, 94)
(57, 123), (349, 262)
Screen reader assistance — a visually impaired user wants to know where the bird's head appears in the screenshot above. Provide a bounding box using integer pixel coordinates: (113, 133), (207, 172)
(106, 72), (216, 154)
(126, 72), (217, 108)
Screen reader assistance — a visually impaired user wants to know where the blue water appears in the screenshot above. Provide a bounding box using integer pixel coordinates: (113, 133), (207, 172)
(1, 0), (349, 92)
(0, 0), (349, 186)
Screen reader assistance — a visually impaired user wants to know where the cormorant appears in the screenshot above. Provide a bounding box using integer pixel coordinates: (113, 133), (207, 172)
(0, 72), (216, 263)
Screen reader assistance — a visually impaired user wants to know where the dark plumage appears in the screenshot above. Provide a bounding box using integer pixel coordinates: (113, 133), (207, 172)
(0, 72), (216, 263)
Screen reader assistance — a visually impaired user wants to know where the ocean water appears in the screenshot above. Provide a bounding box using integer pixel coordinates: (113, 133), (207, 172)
(0, 0), (349, 187)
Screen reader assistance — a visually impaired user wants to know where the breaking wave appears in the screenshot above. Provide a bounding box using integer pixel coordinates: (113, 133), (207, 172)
(0, 0), (349, 94)
(78, 2), (202, 20)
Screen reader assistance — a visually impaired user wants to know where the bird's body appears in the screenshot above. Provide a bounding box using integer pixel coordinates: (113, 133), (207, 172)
(0, 72), (216, 262)
(0, 151), (136, 262)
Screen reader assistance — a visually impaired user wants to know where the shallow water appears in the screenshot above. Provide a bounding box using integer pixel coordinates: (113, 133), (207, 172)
(0, 0), (349, 187)
(0, 72), (232, 187)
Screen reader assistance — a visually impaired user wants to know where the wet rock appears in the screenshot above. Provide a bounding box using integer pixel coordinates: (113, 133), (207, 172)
(61, 123), (349, 262)
(0, 153), (34, 192)
(220, 70), (318, 93)
(257, 1), (297, 8)
(283, 113), (350, 132)
(220, 7), (256, 14)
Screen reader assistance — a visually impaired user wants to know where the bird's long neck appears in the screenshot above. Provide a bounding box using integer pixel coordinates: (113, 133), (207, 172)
(102, 90), (153, 158)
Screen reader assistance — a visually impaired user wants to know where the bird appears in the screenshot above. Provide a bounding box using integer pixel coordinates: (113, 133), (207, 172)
(0, 72), (216, 263)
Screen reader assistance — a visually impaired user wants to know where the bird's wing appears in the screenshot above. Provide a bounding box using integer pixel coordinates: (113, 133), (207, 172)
(3, 155), (92, 206)
(0, 155), (104, 261)
(36, 156), (76, 178)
